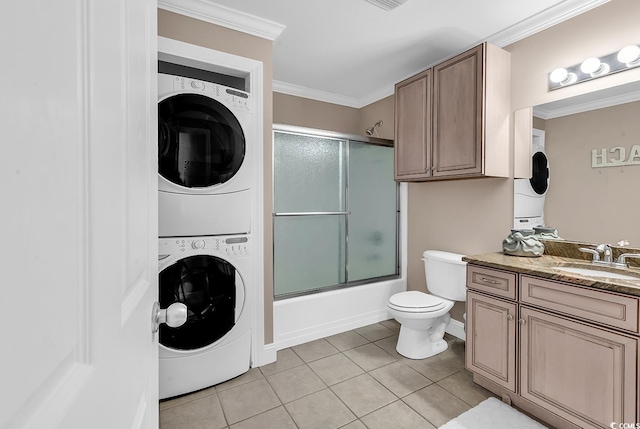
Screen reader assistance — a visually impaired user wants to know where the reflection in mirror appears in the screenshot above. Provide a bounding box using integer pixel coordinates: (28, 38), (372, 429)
(530, 81), (640, 247)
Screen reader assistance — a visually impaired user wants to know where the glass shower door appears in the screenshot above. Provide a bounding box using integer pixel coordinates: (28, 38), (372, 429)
(273, 132), (347, 297)
(348, 142), (397, 282)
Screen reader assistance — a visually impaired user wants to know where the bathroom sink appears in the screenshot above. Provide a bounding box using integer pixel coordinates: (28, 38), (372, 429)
(553, 266), (640, 281)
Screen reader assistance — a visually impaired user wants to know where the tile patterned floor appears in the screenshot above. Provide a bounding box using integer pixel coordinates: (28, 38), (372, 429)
(159, 320), (496, 429)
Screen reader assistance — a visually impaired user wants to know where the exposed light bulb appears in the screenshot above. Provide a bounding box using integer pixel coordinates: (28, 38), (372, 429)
(617, 45), (640, 66)
(549, 68), (568, 83)
(580, 57), (610, 76)
(549, 68), (577, 85)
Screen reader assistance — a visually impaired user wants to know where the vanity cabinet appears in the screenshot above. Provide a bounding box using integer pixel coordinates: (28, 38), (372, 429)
(466, 265), (639, 429)
(466, 291), (516, 392)
(394, 43), (510, 181)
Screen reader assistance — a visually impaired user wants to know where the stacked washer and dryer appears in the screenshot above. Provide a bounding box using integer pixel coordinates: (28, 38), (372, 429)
(157, 72), (255, 399)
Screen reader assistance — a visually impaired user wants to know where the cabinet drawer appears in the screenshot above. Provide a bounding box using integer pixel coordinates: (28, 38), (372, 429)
(521, 275), (639, 333)
(467, 265), (517, 300)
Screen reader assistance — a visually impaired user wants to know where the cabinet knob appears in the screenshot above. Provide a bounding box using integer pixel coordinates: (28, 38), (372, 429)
(519, 319), (526, 325)
(506, 314), (514, 321)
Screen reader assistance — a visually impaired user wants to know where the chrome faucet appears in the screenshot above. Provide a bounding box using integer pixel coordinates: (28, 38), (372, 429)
(615, 253), (640, 267)
(578, 247), (600, 262)
(596, 243), (613, 263)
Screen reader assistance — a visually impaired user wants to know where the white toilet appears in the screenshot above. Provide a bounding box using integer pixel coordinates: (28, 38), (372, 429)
(388, 250), (467, 359)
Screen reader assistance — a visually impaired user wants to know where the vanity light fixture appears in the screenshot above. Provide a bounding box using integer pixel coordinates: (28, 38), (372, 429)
(580, 57), (610, 77)
(548, 43), (640, 90)
(617, 45), (640, 66)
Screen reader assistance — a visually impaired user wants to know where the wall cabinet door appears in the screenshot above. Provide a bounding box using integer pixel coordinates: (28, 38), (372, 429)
(394, 69), (431, 180)
(393, 43), (509, 182)
(520, 307), (637, 429)
(432, 44), (483, 177)
(466, 291), (517, 392)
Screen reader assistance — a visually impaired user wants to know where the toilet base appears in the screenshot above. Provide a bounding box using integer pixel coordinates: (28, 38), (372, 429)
(395, 313), (451, 360)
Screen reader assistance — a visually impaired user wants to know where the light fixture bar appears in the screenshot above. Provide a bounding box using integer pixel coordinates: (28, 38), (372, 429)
(548, 44), (640, 90)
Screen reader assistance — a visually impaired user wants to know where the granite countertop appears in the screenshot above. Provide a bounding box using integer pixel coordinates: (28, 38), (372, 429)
(463, 251), (640, 297)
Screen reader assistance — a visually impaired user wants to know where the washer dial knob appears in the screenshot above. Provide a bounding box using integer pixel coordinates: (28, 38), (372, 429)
(192, 239), (205, 249)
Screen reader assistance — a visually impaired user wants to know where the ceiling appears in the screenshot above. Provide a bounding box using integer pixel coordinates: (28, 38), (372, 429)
(159, 0), (610, 108)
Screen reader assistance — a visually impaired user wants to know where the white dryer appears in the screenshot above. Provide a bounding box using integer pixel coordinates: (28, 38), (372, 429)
(158, 234), (252, 399)
(158, 73), (254, 237)
(514, 128), (549, 230)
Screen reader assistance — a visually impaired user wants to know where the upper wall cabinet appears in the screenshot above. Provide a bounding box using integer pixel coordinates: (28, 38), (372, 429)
(394, 43), (511, 181)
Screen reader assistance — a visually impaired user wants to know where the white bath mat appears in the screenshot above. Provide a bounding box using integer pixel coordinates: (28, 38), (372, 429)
(439, 397), (548, 429)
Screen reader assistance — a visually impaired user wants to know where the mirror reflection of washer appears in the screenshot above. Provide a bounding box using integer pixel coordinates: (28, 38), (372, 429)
(158, 73), (254, 237)
(158, 235), (252, 400)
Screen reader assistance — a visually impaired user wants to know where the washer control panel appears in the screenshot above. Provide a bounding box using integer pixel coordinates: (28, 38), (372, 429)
(159, 235), (250, 257)
(172, 76), (252, 113)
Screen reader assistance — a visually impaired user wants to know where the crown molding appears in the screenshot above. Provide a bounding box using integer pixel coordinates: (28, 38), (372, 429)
(533, 89), (640, 119)
(273, 81), (362, 108)
(158, 0), (286, 41)
(487, 0), (611, 47)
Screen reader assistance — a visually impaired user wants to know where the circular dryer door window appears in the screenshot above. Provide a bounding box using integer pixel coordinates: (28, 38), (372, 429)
(159, 254), (240, 350)
(158, 93), (245, 188)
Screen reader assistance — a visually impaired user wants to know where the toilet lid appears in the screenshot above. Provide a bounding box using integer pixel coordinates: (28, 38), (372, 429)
(389, 291), (446, 311)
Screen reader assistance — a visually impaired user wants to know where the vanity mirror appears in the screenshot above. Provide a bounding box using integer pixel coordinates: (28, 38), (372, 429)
(524, 80), (640, 246)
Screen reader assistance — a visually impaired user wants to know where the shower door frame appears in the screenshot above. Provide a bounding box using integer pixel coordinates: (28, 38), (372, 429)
(272, 124), (400, 300)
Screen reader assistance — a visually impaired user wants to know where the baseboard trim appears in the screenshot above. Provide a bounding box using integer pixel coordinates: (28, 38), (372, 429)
(259, 343), (278, 366)
(446, 318), (466, 341)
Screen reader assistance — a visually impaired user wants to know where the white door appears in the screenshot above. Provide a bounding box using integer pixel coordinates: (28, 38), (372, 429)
(1, 1), (159, 428)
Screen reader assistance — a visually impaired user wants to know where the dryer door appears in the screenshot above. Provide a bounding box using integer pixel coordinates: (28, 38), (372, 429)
(159, 254), (242, 350)
(158, 93), (245, 188)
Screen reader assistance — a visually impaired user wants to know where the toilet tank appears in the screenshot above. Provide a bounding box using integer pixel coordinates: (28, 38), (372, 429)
(423, 250), (467, 301)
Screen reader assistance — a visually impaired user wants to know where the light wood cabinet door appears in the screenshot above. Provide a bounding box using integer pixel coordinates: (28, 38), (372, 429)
(394, 69), (431, 180)
(466, 291), (517, 392)
(520, 307), (637, 429)
(432, 45), (483, 178)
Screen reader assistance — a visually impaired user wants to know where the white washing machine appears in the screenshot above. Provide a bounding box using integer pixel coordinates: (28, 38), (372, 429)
(158, 73), (254, 237)
(158, 234), (252, 400)
(514, 128), (549, 230)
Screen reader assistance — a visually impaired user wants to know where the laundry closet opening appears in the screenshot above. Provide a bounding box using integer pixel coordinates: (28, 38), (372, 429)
(273, 125), (399, 299)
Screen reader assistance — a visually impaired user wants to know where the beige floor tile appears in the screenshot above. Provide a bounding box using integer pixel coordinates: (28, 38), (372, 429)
(160, 385), (217, 411)
(404, 348), (465, 382)
(259, 348), (305, 377)
(160, 393), (227, 429)
(266, 364), (326, 403)
(217, 378), (281, 424)
(436, 369), (495, 406)
(369, 361), (433, 397)
(354, 323), (396, 342)
(308, 352), (364, 386)
(285, 388), (356, 429)
(373, 335), (408, 361)
(215, 367), (264, 392)
(229, 406), (297, 429)
(339, 420), (367, 429)
(343, 343), (397, 372)
(292, 338), (340, 363)
(402, 383), (471, 427)
(379, 318), (401, 333)
(360, 400), (436, 429)
(331, 373), (397, 417)
(445, 337), (466, 366)
(325, 330), (370, 351)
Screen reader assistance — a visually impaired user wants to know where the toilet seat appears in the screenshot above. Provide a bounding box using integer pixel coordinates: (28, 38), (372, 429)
(388, 291), (448, 313)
